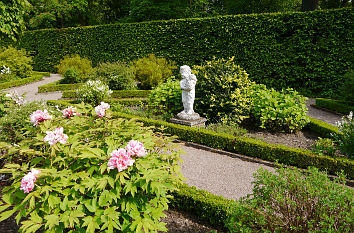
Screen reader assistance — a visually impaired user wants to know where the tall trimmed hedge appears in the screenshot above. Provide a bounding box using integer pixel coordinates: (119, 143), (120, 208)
(17, 8), (353, 97)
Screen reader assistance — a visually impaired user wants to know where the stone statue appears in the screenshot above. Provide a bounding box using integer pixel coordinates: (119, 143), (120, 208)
(176, 65), (200, 120)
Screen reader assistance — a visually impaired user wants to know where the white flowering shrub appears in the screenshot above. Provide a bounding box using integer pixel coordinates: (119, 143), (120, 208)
(77, 80), (113, 105)
(333, 111), (354, 159)
(0, 65), (13, 82)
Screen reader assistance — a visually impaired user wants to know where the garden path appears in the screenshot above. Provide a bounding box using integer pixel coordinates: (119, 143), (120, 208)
(3, 74), (343, 200)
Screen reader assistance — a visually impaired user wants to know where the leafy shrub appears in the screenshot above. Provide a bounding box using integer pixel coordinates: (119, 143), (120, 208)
(0, 103), (183, 233)
(148, 77), (182, 116)
(194, 57), (254, 124)
(60, 67), (81, 84)
(0, 46), (33, 79)
(132, 54), (176, 89)
(89, 61), (136, 90)
(339, 71), (354, 103)
(56, 54), (92, 82)
(333, 111), (354, 159)
(312, 137), (337, 157)
(0, 100), (53, 143)
(77, 80), (112, 105)
(226, 167), (354, 233)
(251, 84), (309, 133)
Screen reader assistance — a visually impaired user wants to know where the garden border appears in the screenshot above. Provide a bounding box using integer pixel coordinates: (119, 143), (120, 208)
(38, 82), (83, 93)
(0, 72), (50, 90)
(61, 90), (151, 99)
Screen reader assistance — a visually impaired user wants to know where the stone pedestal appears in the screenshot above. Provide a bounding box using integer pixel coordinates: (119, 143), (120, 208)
(169, 117), (207, 127)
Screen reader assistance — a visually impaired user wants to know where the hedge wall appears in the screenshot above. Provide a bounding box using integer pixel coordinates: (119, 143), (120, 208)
(17, 8), (353, 97)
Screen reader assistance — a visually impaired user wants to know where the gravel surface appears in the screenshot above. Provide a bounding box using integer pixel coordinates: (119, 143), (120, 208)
(4, 74), (62, 101)
(306, 98), (342, 126)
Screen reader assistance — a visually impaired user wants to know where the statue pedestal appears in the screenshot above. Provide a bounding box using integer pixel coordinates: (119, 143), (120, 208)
(169, 117), (207, 127)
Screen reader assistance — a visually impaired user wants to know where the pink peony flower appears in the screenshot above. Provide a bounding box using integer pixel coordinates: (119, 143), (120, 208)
(62, 106), (80, 118)
(126, 140), (146, 157)
(107, 148), (135, 172)
(43, 127), (68, 145)
(95, 102), (110, 118)
(20, 169), (41, 193)
(30, 110), (52, 126)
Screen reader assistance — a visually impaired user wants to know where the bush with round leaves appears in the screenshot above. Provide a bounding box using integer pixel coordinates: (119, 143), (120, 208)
(194, 57), (254, 124)
(0, 102), (183, 233)
(148, 77), (182, 116)
(251, 84), (309, 133)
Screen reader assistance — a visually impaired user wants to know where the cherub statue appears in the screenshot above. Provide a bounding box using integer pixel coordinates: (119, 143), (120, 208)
(176, 65), (200, 120)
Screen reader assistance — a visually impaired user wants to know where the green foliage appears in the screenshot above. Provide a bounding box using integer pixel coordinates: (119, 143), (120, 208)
(17, 8), (353, 97)
(0, 101), (52, 143)
(251, 84), (310, 132)
(60, 67), (81, 84)
(0, 46), (33, 79)
(333, 112), (354, 159)
(312, 137), (337, 157)
(89, 61), (137, 90)
(132, 54), (176, 90)
(112, 111), (354, 180)
(320, 0), (353, 9)
(56, 54), (92, 81)
(76, 80), (112, 105)
(339, 71), (354, 103)
(226, 167), (354, 232)
(0, 73), (43, 90)
(148, 77), (182, 116)
(205, 121), (247, 137)
(0, 103), (183, 232)
(224, 0), (302, 14)
(62, 89), (150, 99)
(194, 57), (254, 124)
(315, 98), (354, 115)
(0, 0), (28, 41)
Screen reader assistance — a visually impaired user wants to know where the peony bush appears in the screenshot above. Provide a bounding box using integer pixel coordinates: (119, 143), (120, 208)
(0, 102), (183, 232)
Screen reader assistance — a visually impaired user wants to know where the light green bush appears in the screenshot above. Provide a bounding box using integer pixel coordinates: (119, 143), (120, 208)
(132, 54), (176, 90)
(251, 84), (309, 133)
(194, 57), (254, 124)
(60, 67), (81, 84)
(0, 46), (33, 79)
(148, 77), (182, 116)
(89, 61), (136, 90)
(56, 54), (92, 82)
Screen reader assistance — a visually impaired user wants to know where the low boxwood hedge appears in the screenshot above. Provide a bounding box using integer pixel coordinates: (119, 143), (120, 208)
(38, 82), (83, 93)
(315, 98), (354, 115)
(306, 117), (340, 138)
(46, 100), (353, 180)
(62, 90), (151, 99)
(47, 99), (147, 107)
(0, 72), (49, 90)
(171, 182), (233, 228)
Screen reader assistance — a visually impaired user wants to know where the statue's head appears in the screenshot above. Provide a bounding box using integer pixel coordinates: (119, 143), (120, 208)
(180, 65), (191, 77)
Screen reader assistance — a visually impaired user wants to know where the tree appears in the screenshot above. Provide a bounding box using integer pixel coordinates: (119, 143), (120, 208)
(222, 0), (302, 14)
(301, 0), (319, 11)
(0, 0), (30, 41)
(320, 0), (352, 9)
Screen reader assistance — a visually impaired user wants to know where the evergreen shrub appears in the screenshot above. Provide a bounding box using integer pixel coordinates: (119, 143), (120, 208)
(194, 57), (254, 124)
(132, 54), (176, 90)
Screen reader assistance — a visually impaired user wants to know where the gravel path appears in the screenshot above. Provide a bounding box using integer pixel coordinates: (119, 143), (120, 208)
(5, 73), (62, 101)
(3, 75), (343, 201)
